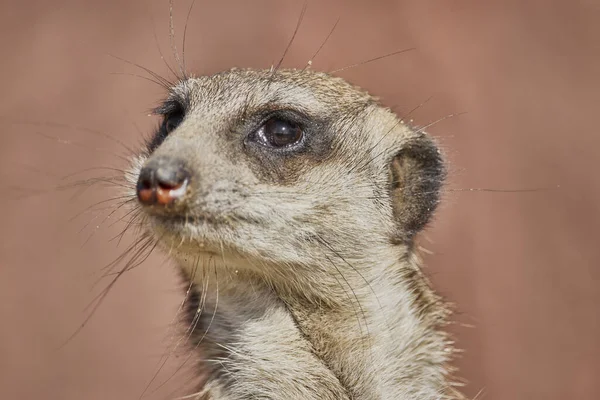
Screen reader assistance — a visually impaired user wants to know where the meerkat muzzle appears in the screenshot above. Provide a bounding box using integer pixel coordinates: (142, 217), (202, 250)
(136, 156), (190, 207)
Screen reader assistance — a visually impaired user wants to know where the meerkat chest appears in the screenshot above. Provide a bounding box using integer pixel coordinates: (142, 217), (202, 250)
(282, 298), (396, 399)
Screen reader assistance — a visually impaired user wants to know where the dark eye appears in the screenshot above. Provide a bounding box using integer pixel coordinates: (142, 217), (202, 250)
(164, 111), (184, 133)
(257, 118), (303, 148)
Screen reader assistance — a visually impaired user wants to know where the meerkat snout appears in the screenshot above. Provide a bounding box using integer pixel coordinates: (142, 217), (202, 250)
(136, 156), (191, 207)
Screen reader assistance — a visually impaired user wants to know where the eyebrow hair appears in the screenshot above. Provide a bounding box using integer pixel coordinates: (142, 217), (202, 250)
(152, 97), (184, 116)
(152, 83), (192, 115)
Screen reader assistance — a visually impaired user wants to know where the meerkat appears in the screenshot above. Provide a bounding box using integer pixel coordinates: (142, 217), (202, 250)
(126, 67), (463, 399)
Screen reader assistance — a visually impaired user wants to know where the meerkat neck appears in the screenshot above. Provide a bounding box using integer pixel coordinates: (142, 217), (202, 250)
(275, 253), (455, 400)
(181, 250), (458, 400)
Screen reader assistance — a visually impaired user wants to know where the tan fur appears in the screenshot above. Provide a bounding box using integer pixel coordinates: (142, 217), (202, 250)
(127, 68), (464, 399)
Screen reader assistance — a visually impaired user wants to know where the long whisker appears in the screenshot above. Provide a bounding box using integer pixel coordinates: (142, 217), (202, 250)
(31, 131), (131, 163)
(447, 185), (561, 193)
(317, 235), (389, 330)
(68, 195), (136, 223)
(148, 9), (180, 81)
(182, 0), (199, 76)
(58, 235), (157, 349)
(400, 95), (434, 120)
(330, 47), (416, 73)
(303, 17), (340, 70)
(320, 250), (370, 358)
(5, 119), (137, 157)
(109, 71), (171, 89)
(169, 0), (185, 77)
(139, 256), (202, 399)
(80, 198), (138, 247)
(106, 52), (175, 89)
(60, 166), (135, 180)
(113, 210), (146, 247)
(351, 112), (465, 175)
(154, 258), (219, 393)
(272, 2), (308, 73)
(74, 197), (134, 235)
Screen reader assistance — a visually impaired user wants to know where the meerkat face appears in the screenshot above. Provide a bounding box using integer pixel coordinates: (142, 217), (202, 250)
(129, 68), (444, 283)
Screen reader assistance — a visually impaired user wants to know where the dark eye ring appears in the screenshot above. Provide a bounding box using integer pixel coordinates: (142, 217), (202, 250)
(164, 111), (184, 133)
(256, 117), (304, 148)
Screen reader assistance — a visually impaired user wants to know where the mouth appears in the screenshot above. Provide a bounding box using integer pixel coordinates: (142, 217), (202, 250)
(140, 206), (263, 259)
(150, 212), (218, 226)
(147, 212), (213, 233)
(144, 211), (227, 251)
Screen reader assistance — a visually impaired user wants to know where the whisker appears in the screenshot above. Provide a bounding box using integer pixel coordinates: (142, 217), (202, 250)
(81, 198), (138, 247)
(108, 205), (141, 230)
(154, 258), (219, 393)
(32, 131), (131, 163)
(351, 112), (465, 175)
(272, 1), (308, 74)
(169, 0), (185, 77)
(58, 177), (131, 205)
(102, 238), (160, 277)
(94, 234), (153, 278)
(109, 71), (171, 89)
(5, 119), (137, 157)
(58, 235), (156, 349)
(113, 210), (146, 247)
(304, 17), (340, 70)
(68, 195), (136, 223)
(74, 199), (135, 236)
(330, 47), (416, 73)
(321, 250), (369, 356)
(401, 95), (434, 120)
(139, 256), (201, 399)
(317, 235), (390, 330)
(60, 166), (134, 180)
(107, 52), (174, 89)
(348, 117), (403, 174)
(413, 112), (467, 136)
(148, 9), (180, 81)
(448, 185), (561, 193)
(182, 0), (199, 76)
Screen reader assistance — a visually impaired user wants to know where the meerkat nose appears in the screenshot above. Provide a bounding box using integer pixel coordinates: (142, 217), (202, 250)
(136, 157), (190, 206)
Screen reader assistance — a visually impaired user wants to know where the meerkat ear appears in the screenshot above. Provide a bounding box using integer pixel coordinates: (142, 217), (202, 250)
(389, 134), (446, 241)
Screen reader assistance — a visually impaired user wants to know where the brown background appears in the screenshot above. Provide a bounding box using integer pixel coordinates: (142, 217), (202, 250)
(1, 1), (599, 399)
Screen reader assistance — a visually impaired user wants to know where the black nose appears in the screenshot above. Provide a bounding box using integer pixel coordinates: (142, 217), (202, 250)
(136, 157), (190, 206)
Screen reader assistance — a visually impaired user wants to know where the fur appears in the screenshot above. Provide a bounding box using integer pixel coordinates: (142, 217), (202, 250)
(126, 68), (463, 399)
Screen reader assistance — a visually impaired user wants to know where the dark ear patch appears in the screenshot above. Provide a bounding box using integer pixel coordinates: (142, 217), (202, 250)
(389, 135), (446, 241)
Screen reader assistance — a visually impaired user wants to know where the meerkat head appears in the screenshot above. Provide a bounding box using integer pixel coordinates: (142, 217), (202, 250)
(128, 68), (445, 292)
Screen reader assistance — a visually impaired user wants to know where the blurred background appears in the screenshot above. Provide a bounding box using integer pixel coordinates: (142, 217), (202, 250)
(1, 0), (599, 399)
